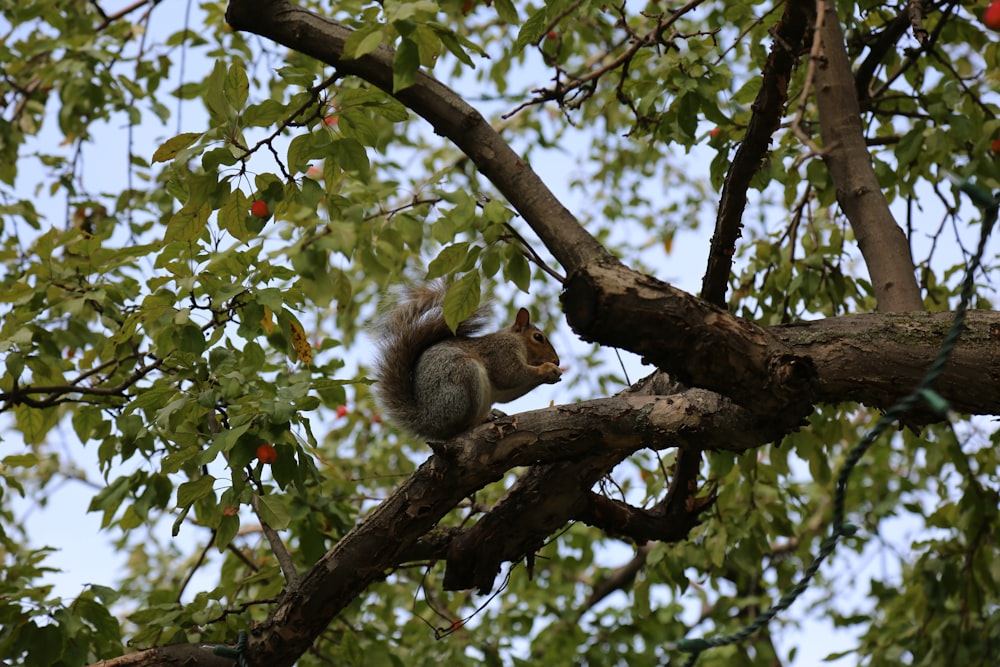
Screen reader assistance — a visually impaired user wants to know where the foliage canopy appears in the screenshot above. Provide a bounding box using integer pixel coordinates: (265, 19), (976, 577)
(1, 0), (999, 666)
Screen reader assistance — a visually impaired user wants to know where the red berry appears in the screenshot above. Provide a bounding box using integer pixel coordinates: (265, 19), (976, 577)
(991, 138), (1000, 154)
(546, 31), (557, 40)
(324, 116), (338, 127)
(250, 200), (269, 218)
(336, 405), (349, 418)
(986, 1), (1000, 30)
(256, 443), (277, 464)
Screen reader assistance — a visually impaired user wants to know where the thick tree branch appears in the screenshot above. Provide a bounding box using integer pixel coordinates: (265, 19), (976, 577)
(772, 310), (1000, 415)
(248, 392), (766, 665)
(89, 645), (234, 667)
(442, 387), (765, 592)
(814, 1), (923, 312)
(563, 262), (818, 433)
(701, 0), (813, 307)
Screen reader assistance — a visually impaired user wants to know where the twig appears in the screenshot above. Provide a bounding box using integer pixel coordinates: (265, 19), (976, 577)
(251, 488), (300, 585)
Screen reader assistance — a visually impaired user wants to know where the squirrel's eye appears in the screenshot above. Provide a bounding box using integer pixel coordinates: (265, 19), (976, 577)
(533, 333), (545, 343)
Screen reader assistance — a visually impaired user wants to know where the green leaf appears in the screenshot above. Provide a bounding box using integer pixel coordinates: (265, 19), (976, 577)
(256, 493), (291, 530)
(176, 323), (206, 354)
(164, 203), (210, 243)
(442, 271), (481, 332)
(393, 38), (420, 92)
(151, 132), (202, 163)
(219, 188), (253, 243)
(331, 138), (370, 179)
(177, 475), (215, 508)
(204, 59), (230, 123)
(241, 99), (288, 127)
(2, 453), (39, 467)
(287, 132), (318, 174)
(225, 61), (249, 109)
(493, 0), (519, 23)
(215, 513), (240, 550)
(14, 403), (59, 445)
(26, 623), (65, 665)
(676, 92), (699, 141)
(516, 7), (549, 51)
(427, 242), (470, 278)
(504, 246), (531, 292)
(337, 109), (379, 147)
(343, 24), (384, 60)
(436, 28), (475, 67)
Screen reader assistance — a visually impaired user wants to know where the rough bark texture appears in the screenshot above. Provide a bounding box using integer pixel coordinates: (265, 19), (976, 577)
(563, 263), (818, 434)
(814, 2), (924, 312)
(773, 311), (1000, 415)
(98, 1), (1000, 665)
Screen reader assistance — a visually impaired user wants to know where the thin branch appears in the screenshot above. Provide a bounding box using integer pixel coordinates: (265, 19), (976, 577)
(250, 479), (300, 585)
(700, 0), (814, 307)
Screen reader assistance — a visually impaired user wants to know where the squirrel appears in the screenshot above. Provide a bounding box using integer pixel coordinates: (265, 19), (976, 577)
(371, 282), (562, 441)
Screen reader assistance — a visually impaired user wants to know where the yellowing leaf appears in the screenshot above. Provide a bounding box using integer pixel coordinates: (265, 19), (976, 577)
(261, 307), (275, 334)
(289, 318), (313, 365)
(663, 231), (674, 256)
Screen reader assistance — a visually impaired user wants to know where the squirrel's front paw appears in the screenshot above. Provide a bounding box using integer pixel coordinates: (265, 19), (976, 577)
(539, 362), (563, 383)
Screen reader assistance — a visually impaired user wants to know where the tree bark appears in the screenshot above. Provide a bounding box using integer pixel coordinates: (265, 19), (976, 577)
(772, 310), (1000, 415)
(814, 1), (924, 312)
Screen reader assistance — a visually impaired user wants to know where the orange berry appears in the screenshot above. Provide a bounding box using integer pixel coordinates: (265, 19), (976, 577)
(986, 1), (1000, 30)
(250, 200), (269, 218)
(256, 443), (277, 464)
(336, 405), (349, 418)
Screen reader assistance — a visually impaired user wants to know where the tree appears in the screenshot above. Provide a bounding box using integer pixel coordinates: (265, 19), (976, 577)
(1, 0), (998, 665)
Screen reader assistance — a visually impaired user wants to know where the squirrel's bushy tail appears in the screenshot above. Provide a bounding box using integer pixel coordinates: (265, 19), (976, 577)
(371, 282), (489, 438)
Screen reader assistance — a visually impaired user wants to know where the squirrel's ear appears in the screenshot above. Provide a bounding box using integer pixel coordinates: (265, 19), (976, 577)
(514, 307), (531, 329)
